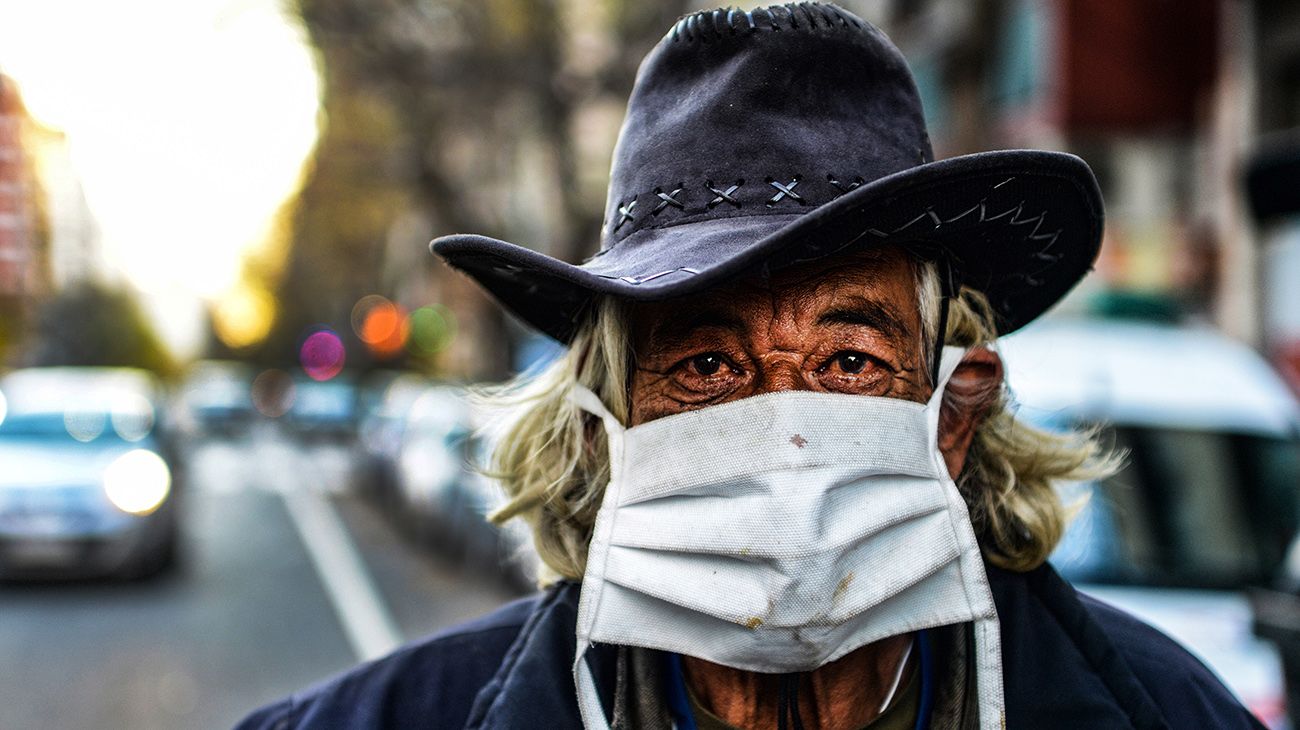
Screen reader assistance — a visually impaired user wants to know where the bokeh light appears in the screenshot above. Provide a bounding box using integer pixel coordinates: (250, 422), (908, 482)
(300, 329), (346, 381)
(251, 369), (295, 418)
(102, 449), (172, 516)
(350, 295), (388, 337)
(110, 393), (156, 442)
(64, 410), (107, 442)
(213, 284), (277, 350)
(407, 305), (457, 356)
(352, 295), (409, 359)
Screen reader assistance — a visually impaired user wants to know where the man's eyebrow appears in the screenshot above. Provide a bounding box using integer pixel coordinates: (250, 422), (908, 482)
(651, 306), (747, 342)
(815, 299), (912, 341)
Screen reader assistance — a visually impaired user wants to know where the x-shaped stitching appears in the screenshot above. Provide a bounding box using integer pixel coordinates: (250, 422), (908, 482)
(827, 175), (864, 197)
(706, 180), (742, 208)
(614, 199), (637, 230)
(766, 177), (803, 206)
(652, 187), (685, 215)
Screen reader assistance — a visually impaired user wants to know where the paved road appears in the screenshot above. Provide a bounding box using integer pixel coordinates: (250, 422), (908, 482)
(0, 425), (522, 730)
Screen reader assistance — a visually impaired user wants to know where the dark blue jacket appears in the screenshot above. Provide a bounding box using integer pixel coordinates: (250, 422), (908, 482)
(236, 563), (1265, 729)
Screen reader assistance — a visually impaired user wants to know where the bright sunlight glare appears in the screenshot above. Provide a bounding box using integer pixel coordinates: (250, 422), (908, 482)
(0, 0), (321, 357)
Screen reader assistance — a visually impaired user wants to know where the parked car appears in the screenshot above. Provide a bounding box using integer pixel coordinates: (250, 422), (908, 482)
(381, 383), (537, 585)
(1001, 318), (1300, 728)
(176, 360), (255, 439)
(393, 385), (476, 550)
(460, 423), (538, 590)
(353, 373), (431, 505)
(0, 367), (181, 579)
(283, 375), (358, 441)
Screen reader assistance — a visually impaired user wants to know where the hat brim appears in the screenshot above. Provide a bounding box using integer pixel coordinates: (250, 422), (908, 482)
(431, 149), (1103, 342)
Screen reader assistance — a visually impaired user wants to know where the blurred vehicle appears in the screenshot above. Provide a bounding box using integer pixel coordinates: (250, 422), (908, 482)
(353, 373), (431, 504)
(1002, 319), (1300, 728)
(1255, 528), (1300, 725)
(0, 367), (181, 579)
(282, 375), (358, 441)
(383, 383), (537, 586)
(393, 386), (475, 548)
(460, 426), (538, 590)
(175, 360), (255, 439)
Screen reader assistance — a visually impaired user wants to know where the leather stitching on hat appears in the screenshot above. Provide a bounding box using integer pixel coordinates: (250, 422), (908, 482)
(579, 176), (1075, 325)
(597, 267), (701, 285)
(611, 172), (872, 238)
(776, 4), (798, 29)
(764, 203), (1066, 328)
(861, 197), (1062, 246)
(670, 3), (861, 43)
(614, 199), (637, 231)
(766, 176), (804, 206)
(827, 174), (864, 197)
(652, 186), (685, 215)
(595, 186), (1068, 290)
(706, 179), (744, 208)
(605, 175), (1069, 253)
(612, 210), (803, 239)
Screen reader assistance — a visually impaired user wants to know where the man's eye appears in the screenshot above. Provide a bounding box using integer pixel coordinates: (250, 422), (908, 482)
(688, 353), (726, 376)
(833, 351), (870, 374)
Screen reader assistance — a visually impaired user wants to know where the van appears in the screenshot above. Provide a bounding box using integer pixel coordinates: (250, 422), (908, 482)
(1000, 318), (1300, 728)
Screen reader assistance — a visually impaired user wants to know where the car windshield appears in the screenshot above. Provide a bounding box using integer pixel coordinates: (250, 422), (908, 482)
(0, 386), (156, 443)
(1052, 426), (1300, 588)
(0, 409), (156, 443)
(291, 381), (354, 417)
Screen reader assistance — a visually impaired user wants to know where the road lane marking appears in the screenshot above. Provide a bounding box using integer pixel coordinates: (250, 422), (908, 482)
(280, 487), (403, 662)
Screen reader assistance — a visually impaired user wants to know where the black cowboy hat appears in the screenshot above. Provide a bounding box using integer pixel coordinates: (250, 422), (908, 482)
(431, 2), (1103, 343)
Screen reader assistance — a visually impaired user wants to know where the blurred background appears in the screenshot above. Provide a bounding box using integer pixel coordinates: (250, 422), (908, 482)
(0, 0), (1298, 728)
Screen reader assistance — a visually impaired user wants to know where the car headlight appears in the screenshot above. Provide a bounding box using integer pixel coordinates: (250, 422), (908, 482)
(102, 449), (172, 516)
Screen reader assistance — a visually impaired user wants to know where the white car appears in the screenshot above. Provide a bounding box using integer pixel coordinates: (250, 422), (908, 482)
(0, 367), (181, 579)
(394, 386), (473, 536)
(392, 384), (539, 586)
(1001, 318), (1300, 728)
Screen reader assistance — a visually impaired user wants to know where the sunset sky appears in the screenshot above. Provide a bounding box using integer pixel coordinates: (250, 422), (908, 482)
(0, 0), (321, 356)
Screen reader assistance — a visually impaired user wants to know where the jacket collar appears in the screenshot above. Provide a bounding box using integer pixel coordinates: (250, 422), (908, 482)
(468, 565), (1169, 729)
(465, 582), (618, 729)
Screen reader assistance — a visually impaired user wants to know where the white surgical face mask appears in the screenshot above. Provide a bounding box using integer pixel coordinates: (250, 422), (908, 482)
(569, 347), (1004, 730)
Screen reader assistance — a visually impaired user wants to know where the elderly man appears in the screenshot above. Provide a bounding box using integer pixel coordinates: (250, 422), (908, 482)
(239, 3), (1264, 729)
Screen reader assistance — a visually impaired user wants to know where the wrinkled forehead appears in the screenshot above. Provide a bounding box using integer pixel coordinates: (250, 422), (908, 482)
(629, 246), (924, 350)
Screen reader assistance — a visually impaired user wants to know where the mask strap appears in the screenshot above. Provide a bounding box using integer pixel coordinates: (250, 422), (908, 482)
(569, 385), (622, 436)
(930, 257), (958, 387)
(568, 384), (625, 730)
(574, 655), (609, 730)
(569, 385), (626, 493)
(927, 346), (968, 411)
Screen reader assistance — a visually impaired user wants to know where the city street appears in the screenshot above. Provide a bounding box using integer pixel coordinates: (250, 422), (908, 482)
(0, 424), (522, 730)
(1, 2), (1298, 729)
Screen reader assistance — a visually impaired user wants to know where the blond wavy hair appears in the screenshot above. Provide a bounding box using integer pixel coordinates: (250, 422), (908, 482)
(483, 254), (1117, 584)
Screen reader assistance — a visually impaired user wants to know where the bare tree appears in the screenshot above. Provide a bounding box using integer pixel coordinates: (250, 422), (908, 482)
(258, 0), (693, 378)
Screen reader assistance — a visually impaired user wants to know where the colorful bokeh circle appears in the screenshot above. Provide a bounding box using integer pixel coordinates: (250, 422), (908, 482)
(352, 294), (411, 359)
(300, 329), (346, 381)
(407, 305), (457, 356)
(251, 369), (296, 418)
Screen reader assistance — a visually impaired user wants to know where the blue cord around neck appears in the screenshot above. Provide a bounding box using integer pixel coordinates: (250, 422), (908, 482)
(663, 631), (935, 730)
(664, 652), (697, 730)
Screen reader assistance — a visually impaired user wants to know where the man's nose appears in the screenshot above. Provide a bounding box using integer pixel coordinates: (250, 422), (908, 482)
(752, 355), (814, 395)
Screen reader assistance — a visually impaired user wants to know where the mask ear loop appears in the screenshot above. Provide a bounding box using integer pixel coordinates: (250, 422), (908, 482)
(922, 262), (1008, 730)
(567, 385), (626, 730)
(930, 256), (958, 388)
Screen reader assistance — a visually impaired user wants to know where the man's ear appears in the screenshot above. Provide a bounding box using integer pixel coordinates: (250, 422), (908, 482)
(937, 347), (1004, 480)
